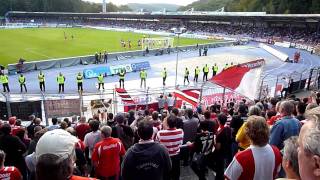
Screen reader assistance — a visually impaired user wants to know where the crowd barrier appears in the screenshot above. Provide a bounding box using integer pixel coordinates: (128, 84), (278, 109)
(7, 41), (234, 75)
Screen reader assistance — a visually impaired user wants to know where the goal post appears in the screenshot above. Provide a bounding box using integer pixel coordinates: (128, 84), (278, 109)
(141, 37), (174, 50)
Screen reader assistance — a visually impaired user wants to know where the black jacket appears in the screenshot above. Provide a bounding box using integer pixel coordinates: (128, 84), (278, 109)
(121, 142), (172, 180)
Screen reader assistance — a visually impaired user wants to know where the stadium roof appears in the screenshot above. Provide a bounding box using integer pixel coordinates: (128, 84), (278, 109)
(6, 11), (320, 23)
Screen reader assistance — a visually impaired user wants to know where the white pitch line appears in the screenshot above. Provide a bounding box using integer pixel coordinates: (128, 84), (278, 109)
(25, 48), (53, 59)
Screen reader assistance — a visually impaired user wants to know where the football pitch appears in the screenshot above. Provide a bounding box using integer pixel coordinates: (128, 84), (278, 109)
(0, 28), (218, 66)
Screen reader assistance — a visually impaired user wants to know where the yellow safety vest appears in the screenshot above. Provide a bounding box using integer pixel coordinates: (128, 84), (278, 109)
(98, 74), (104, 83)
(18, 76), (25, 84)
(57, 75), (65, 84)
(203, 66), (209, 73)
(76, 75), (83, 83)
(161, 70), (167, 78)
(1, 75), (8, 84)
(213, 65), (218, 72)
(185, 69), (189, 77)
(119, 72), (125, 80)
(140, 71), (147, 79)
(195, 68), (200, 75)
(38, 73), (45, 82)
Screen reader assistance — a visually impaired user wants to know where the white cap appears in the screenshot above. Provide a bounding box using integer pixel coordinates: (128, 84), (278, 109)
(35, 129), (78, 160)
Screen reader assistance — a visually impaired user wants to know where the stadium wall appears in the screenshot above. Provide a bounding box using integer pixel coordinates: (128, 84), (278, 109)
(7, 41), (234, 75)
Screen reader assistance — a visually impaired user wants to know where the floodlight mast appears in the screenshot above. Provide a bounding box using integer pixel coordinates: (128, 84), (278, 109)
(102, 0), (107, 13)
(171, 27), (186, 88)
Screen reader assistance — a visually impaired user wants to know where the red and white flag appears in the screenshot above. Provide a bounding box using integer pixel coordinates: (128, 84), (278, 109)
(210, 59), (265, 100)
(174, 89), (200, 107)
(115, 88), (135, 104)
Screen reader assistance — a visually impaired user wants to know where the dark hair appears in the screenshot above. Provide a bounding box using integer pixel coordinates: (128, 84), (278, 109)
(144, 109), (150, 117)
(0, 124), (11, 135)
(172, 108), (179, 116)
(267, 111), (276, 119)
(204, 111), (211, 119)
(302, 98), (309, 104)
(52, 118), (58, 125)
(217, 113), (227, 125)
(137, 120), (154, 140)
(36, 154), (73, 180)
(63, 118), (71, 127)
(89, 120), (100, 132)
(107, 113), (114, 121)
(238, 105), (247, 114)
(15, 119), (22, 126)
(297, 102), (306, 114)
(115, 114), (125, 124)
(152, 111), (159, 121)
(270, 98), (278, 106)
(185, 108), (193, 119)
(167, 115), (177, 128)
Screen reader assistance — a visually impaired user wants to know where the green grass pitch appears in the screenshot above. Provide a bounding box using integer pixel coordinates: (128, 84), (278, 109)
(0, 28), (219, 66)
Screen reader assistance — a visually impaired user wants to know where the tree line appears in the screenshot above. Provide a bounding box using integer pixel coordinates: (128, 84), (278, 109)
(0, 0), (131, 16)
(179, 0), (320, 14)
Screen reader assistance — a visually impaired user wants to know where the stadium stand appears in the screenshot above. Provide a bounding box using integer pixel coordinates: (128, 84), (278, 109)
(5, 11), (320, 45)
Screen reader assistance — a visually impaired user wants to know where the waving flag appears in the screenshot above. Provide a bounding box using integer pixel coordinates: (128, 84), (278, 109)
(115, 88), (135, 104)
(174, 89), (200, 107)
(210, 59), (265, 100)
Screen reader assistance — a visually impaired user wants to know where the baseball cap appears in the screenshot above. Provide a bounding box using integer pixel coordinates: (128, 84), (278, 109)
(35, 129), (78, 160)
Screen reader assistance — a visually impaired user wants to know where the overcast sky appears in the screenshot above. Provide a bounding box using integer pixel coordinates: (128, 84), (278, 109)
(84, 0), (197, 6)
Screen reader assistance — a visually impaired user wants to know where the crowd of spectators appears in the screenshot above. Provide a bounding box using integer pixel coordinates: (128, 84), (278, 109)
(7, 17), (320, 45)
(1, 91), (320, 180)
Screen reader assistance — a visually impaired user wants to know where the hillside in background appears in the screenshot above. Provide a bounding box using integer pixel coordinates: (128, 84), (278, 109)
(0, 0), (131, 16)
(179, 0), (320, 13)
(127, 3), (180, 12)
(179, 0), (232, 11)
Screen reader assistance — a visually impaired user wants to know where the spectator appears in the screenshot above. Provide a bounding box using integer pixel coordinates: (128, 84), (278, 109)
(107, 113), (116, 127)
(92, 126), (126, 180)
(295, 102), (306, 121)
(127, 111), (135, 126)
(157, 115), (184, 180)
(15, 128), (31, 150)
(270, 101), (301, 150)
(47, 117), (60, 131)
(151, 111), (161, 138)
(199, 110), (216, 133)
(297, 108), (320, 180)
(183, 108), (199, 144)
(230, 104), (247, 156)
(190, 114), (215, 180)
(26, 115), (36, 139)
(0, 124), (27, 179)
(25, 129), (47, 180)
(111, 114), (134, 150)
(171, 108), (184, 129)
(84, 120), (101, 162)
(35, 129), (95, 180)
(75, 116), (90, 141)
(27, 128), (47, 155)
(0, 150), (22, 180)
(167, 94), (175, 112)
(66, 127), (87, 176)
(213, 113), (232, 180)
(225, 116), (282, 180)
(236, 105), (262, 150)
(278, 136), (300, 180)
(121, 120), (171, 180)
(181, 108), (199, 166)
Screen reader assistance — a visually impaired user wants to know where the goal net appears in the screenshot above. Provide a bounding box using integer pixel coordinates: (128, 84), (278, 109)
(141, 37), (174, 50)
